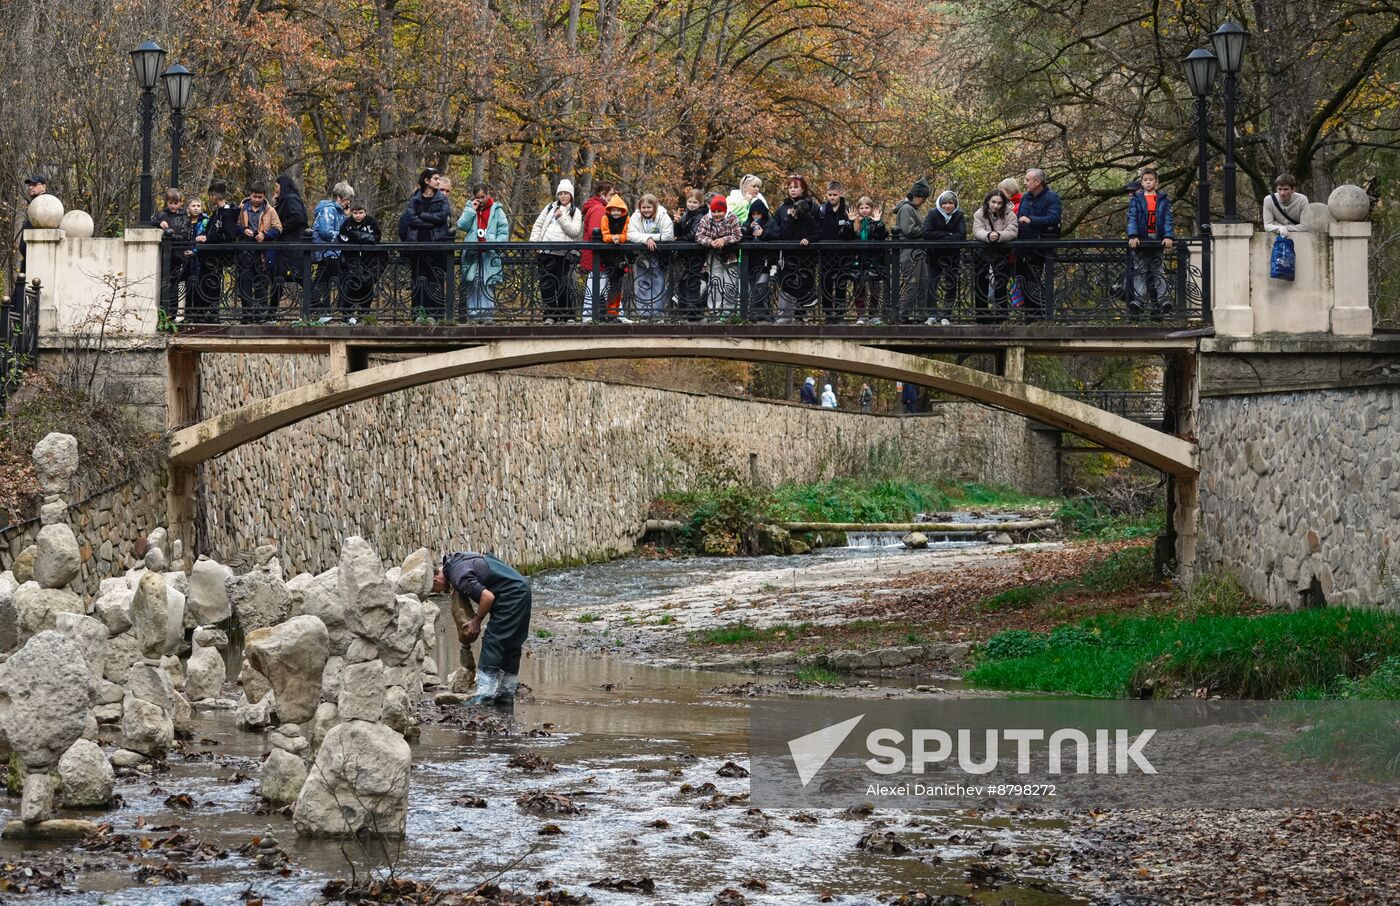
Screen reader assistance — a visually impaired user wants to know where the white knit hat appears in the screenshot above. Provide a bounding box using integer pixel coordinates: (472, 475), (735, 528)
(556, 178), (575, 196)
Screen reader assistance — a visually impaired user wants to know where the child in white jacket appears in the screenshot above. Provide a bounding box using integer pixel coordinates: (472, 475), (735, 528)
(529, 179), (584, 320)
(627, 193), (675, 319)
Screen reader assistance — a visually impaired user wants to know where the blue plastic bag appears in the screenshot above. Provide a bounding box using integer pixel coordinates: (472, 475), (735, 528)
(1270, 233), (1296, 282)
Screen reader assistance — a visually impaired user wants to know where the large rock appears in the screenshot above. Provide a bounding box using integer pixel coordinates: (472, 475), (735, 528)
(54, 613), (107, 679)
(102, 632), (140, 684)
(244, 616), (330, 725)
(32, 524), (80, 589)
(31, 433), (78, 497)
(13, 583), (83, 644)
(310, 701), (340, 750)
(163, 586), (186, 655)
(380, 597), (427, 667)
(0, 631), (93, 768)
(320, 655), (344, 704)
(11, 547), (36, 586)
(130, 572), (169, 660)
(338, 537), (394, 639)
(239, 661), (272, 704)
(293, 720), (410, 838)
(396, 548), (434, 598)
(171, 690), (192, 738)
(94, 587), (134, 635)
(57, 739), (114, 808)
(260, 747), (308, 804)
(0, 574), (21, 652)
(126, 662), (174, 711)
(235, 691), (277, 731)
(20, 772), (55, 823)
(188, 557), (233, 625)
(185, 645), (225, 702)
(121, 694), (173, 758)
(296, 569), (349, 654)
(382, 685), (415, 738)
(227, 569), (292, 633)
(338, 659), (385, 722)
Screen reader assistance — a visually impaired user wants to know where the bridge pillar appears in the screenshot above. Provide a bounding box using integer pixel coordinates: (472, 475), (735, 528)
(165, 348), (201, 556)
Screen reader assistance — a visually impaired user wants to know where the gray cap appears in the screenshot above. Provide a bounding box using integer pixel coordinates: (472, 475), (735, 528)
(23, 174), (47, 186)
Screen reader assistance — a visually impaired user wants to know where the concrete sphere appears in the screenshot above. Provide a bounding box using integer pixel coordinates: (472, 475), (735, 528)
(58, 210), (94, 238)
(26, 193), (64, 229)
(1327, 184), (1372, 222)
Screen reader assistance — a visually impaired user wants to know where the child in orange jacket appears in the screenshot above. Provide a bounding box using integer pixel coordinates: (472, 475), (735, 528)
(588, 194), (631, 321)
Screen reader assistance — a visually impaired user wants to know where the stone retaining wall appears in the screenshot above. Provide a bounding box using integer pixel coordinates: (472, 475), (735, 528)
(0, 471), (165, 596)
(197, 355), (1058, 574)
(1196, 387), (1399, 608)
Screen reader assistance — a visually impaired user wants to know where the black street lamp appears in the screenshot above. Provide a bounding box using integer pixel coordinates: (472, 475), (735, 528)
(1183, 47), (1220, 233)
(130, 40), (166, 224)
(1183, 47), (1220, 327)
(1210, 21), (1250, 221)
(162, 64), (194, 189)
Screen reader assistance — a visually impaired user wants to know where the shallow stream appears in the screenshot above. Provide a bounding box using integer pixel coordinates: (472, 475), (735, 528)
(0, 543), (1088, 904)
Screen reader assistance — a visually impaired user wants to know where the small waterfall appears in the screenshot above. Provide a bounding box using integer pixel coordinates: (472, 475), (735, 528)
(844, 531), (908, 549)
(844, 530), (981, 549)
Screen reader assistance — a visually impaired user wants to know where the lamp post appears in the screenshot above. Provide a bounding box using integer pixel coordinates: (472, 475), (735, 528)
(130, 41), (166, 224)
(161, 64), (194, 189)
(1183, 47), (1220, 326)
(1210, 21), (1249, 221)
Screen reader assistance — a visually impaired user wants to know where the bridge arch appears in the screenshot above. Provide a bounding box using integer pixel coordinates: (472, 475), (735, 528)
(169, 337), (1196, 477)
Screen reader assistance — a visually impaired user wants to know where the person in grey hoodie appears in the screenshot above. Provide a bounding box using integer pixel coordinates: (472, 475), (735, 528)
(923, 190), (967, 324)
(893, 177), (931, 322)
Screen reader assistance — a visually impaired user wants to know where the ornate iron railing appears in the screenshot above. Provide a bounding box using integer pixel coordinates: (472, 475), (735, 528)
(0, 277), (39, 416)
(157, 238), (1205, 327)
(1055, 389), (1165, 423)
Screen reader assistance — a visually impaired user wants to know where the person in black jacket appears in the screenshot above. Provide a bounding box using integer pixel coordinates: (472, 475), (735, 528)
(189, 181), (240, 322)
(150, 188), (193, 316)
(923, 190), (967, 324)
(336, 200), (382, 318)
(817, 180), (854, 322)
(400, 167), (455, 317)
(672, 188), (707, 320)
(771, 175), (821, 322)
(269, 174), (309, 309)
(742, 193), (776, 318)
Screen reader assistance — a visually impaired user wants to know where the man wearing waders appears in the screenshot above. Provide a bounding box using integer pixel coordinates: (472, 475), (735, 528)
(433, 552), (532, 706)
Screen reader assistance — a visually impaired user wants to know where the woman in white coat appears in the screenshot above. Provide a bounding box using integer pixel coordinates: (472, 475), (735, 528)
(820, 383), (838, 409)
(529, 179), (584, 320)
(627, 193), (675, 319)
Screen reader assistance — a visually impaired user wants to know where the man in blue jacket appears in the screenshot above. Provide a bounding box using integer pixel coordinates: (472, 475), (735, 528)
(1016, 168), (1062, 318)
(433, 551), (533, 707)
(1126, 167), (1175, 317)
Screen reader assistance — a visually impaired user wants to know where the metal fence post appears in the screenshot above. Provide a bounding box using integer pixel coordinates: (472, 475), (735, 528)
(300, 248), (313, 320)
(886, 246), (900, 324)
(444, 246), (457, 323)
(738, 246), (751, 321)
(589, 249), (603, 322)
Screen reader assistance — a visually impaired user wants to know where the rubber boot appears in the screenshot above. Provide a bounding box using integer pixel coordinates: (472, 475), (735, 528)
(467, 669), (502, 706)
(496, 673), (519, 704)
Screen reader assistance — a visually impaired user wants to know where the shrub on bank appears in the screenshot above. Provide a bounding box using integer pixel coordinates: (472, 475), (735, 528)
(969, 606), (1400, 699)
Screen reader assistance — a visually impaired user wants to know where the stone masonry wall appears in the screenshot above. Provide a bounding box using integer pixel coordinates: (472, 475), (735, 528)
(1196, 387), (1400, 608)
(198, 355), (1057, 574)
(0, 470), (165, 596)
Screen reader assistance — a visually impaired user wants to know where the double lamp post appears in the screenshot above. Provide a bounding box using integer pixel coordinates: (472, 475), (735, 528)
(130, 41), (195, 224)
(1182, 21), (1251, 231)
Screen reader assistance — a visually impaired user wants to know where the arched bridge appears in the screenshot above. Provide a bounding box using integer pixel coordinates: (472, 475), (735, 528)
(168, 335), (1196, 477)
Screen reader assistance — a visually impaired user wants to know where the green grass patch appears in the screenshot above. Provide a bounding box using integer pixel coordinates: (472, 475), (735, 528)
(691, 622), (811, 646)
(576, 613), (602, 624)
(656, 614), (675, 626)
(794, 666), (844, 685)
(1055, 497), (1165, 541)
(534, 628), (553, 639)
(969, 607), (1400, 699)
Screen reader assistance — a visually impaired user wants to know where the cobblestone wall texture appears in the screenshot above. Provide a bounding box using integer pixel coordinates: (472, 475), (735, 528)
(195, 355), (1058, 574)
(0, 471), (165, 596)
(1196, 387), (1400, 608)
